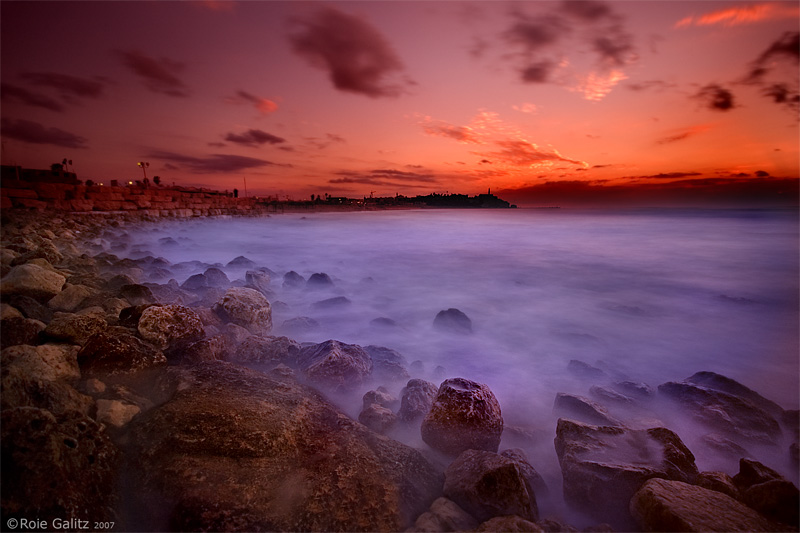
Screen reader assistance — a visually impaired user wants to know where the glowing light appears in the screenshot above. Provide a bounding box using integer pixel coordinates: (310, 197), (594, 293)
(675, 2), (800, 28)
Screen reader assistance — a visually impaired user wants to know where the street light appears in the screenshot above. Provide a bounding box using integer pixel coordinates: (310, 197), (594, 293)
(137, 161), (149, 181)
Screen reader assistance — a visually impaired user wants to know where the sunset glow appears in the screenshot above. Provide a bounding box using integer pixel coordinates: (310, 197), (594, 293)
(1, 1), (798, 206)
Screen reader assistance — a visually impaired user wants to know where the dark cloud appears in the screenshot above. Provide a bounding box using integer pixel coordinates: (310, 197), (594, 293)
(422, 122), (481, 144)
(147, 150), (281, 173)
(505, 13), (565, 52)
(116, 50), (190, 97)
(1, 83), (64, 112)
(1, 118), (88, 148)
(303, 133), (346, 150)
(227, 90), (278, 115)
(626, 80), (677, 92)
(289, 8), (411, 98)
(521, 60), (556, 83)
(330, 168), (437, 187)
(224, 129), (286, 147)
(755, 170), (770, 177)
(694, 84), (736, 111)
(21, 72), (105, 101)
(762, 83), (800, 107)
(624, 172), (703, 180)
(754, 31), (799, 67)
(561, 0), (613, 21)
(744, 33), (799, 112)
(592, 28), (634, 67)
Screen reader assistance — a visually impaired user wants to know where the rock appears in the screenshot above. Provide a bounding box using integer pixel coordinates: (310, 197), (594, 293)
(0, 303), (23, 319)
(370, 317), (398, 328)
(105, 273), (136, 292)
(175, 334), (232, 363)
(281, 315), (320, 333)
(2, 344), (81, 382)
(433, 308), (472, 334)
(365, 345), (410, 382)
(732, 457), (784, 490)
(118, 303), (158, 328)
(0, 263), (66, 301)
(306, 272), (334, 288)
(244, 269), (268, 293)
(122, 361), (440, 531)
(363, 388), (398, 410)
(223, 323), (251, 345)
(47, 284), (92, 312)
(696, 471), (740, 499)
(180, 273), (208, 290)
(226, 255), (256, 268)
(137, 304), (205, 350)
(282, 270), (305, 288)
(630, 478), (778, 532)
(213, 287), (272, 335)
(0, 316), (44, 349)
(421, 377), (503, 455)
(696, 433), (751, 461)
(443, 449), (538, 522)
(589, 385), (636, 405)
(411, 497), (479, 532)
(359, 403), (397, 433)
(476, 516), (544, 532)
(7, 294), (53, 322)
(313, 295), (352, 309)
(44, 313), (107, 345)
(1, 408), (118, 523)
(204, 267), (231, 288)
(554, 418), (698, 525)
(398, 378), (439, 422)
(611, 380), (655, 400)
(11, 241), (63, 266)
(742, 479), (799, 527)
(501, 448), (549, 497)
(228, 335), (300, 365)
(566, 359), (607, 380)
(78, 331), (167, 376)
(96, 399), (141, 428)
(658, 380), (781, 444)
(119, 283), (158, 306)
(296, 339), (372, 390)
(686, 371), (785, 418)
(552, 393), (621, 426)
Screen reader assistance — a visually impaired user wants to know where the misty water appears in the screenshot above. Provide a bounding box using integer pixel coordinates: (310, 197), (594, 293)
(116, 207), (798, 522)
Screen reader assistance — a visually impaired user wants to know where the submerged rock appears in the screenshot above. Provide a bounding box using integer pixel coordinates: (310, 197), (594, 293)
(365, 345), (410, 382)
(554, 418), (698, 526)
(433, 308), (472, 334)
(421, 377), (503, 455)
(306, 272), (334, 288)
(122, 361), (440, 531)
(552, 392), (621, 426)
(296, 339), (373, 390)
(282, 270), (305, 289)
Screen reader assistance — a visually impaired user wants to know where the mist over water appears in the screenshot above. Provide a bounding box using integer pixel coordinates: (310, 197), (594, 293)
(119, 208), (799, 512)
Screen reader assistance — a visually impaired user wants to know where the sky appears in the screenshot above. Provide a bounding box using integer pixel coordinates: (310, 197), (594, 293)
(1, 0), (798, 207)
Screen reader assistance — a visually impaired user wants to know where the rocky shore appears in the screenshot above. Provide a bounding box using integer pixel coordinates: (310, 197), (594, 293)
(1, 208), (798, 532)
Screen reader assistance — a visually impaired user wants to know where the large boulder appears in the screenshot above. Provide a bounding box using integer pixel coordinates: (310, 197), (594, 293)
(443, 449), (538, 522)
(410, 497), (479, 532)
(552, 392), (621, 426)
(47, 283), (92, 312)
(1, 407), (118, 523)
(733, 458), (799, 527)
(658, 380), (781, 444)
(137, 304), (205, 350)
(44, 313), (107, 345)
(630, 478), (779, 532)
(296, 339), (373, 390)
(433, 308), (472, 334)
(398, 379), (438, 422)
(421, 378), (503, 455)
(0, 263), (66, 301)
(554, 418), (698, 526)
(2, 344), (80, 382)
(78, 331), (167, 377)
(228, 335), (300, 365)
(0, 316), (45, 349)
(685, 371), (785, 418)
(213, 287), (272, 335)
(122, 361), (441, 531)
(365, 345), (410, 382)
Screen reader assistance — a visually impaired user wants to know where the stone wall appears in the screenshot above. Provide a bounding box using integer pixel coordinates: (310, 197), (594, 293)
(1, 181), (275, 217)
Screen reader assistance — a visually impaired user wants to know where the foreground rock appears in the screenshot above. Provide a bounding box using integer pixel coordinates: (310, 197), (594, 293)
(443, 449), (538, 523)
(137, 304), (205, 350)
(421, 377), (503, 455)
(1, 407), (118, 523)
(630, 478), (779, 532)
(554, 418), (698, 526)
(410, 497), (479, 532)
(213, 287), (272, 335)
(0, 263), (66, 301)
(296, 339), (372, 390)
(733, 458), (799, 528)
(122, 361), (440, 531)
(78, 331), (167, 377)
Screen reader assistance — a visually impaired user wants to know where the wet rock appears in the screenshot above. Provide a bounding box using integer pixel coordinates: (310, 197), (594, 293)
(180, 273), (208, 290)
(226, 255), (256, 268)
(10, 241), (63, 266)
(553, 393), (621, 426)
(78, 331), (166, 377)
(244, 269), (268, 293)
(359, 403), (397, 434)
(476, 516), (543, 532)
(501, 448), (549, 498)
(1, 372), (93, 416)
(658, 380), (781, 444)
(137, 304), (205, 350)
(733, 457), (784, 490)
(0, 303), (23, 319)
(554, 418), (698, 525)
(228, 334), (300, 365)
(686, 371), (785, 418)
(363, 388), (398, 410)
(365, 345), (410, 382)
(223, 322), (251, 345)
(0, 263), (66, 301)
(204, 267), (231, 288)
(47, 283), (92, 312)
(2, 343), (80, 382)
(213, 287), (272, 335)
(296, 339), (372, 390)
(0, 316), (44, 349)
(370, 316), (398, 328)
(96, 399), (141, 428)
(398, 378), (439, 422)
(742, 478), (799, 527)
(589, 385), (636, 405)
(696, 471), (740, 499)
(281, 315), (321, 334)
(313, 295), (352, 309)
(433, 308), (472, 334)
(105, 273), (136, 292)
(282, 270), (305, 288)
(421, 377), (503, 455)
(119, 283), (158, 306)
(175, 334), (233, 363)
(306, 272), (334, 288)
(1, 408), (119, 523)
(118, 303), (158, 328)
(44, 313), (107, 345)
(630, 478), (778, 532)
(411, 497), (479, 532)
(7, 294), (53, 322)
(443, 449), (538, 522)
(566, 359), (607, 380)
(122, 361), (440, 531)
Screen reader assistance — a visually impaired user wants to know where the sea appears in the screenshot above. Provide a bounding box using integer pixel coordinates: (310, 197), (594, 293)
(116, 207), (800, 509)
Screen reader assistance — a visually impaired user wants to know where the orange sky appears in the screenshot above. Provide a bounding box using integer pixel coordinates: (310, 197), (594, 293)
(2, 1), (798, 206)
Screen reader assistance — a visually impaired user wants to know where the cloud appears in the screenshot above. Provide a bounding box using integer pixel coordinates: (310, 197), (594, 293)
(330, 168), (438, 187)
(592, 29), (635, 68)
(116, 50), (190, 97)
(505, 13), (565, 53)
(484, 139), (587, 168)
(656, 124), (712, 144)
(303, 133), (346, 150)
(520, 61), (557, 83)
(421, 120), (482, 144)
(626, 80), (678, 92)
(694, 84), (736, 111)
(20, 72), (105, 101)
(561, 0), (613, 21)
(573, 69), (628, 101)
(223, 129), (286, 147)
(623, 172), (703, 180)
(227, 90), (278, 115)
(675, 3), (800, 28)
(147, 150), (281, 173)
(1, 83), (64, 112)
(512, 102), (538, 113)
(743, 32), (799, 111)
(289, 7), (411, 98)
(1, 118), (88, 148)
